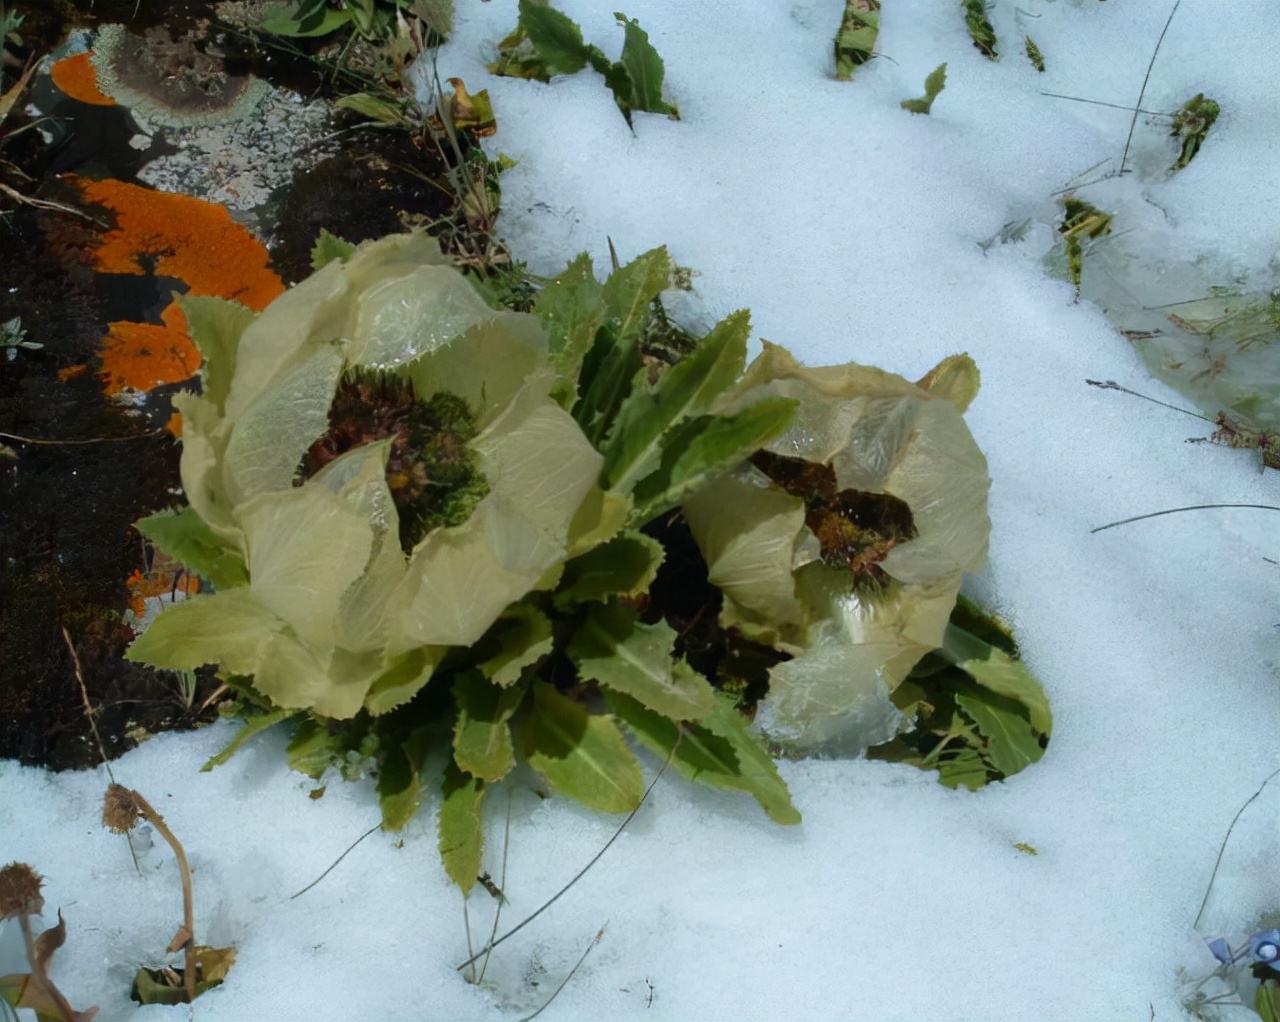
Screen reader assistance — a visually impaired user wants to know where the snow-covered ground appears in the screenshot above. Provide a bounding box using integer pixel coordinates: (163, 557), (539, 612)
(4, 1), (1280, 1018)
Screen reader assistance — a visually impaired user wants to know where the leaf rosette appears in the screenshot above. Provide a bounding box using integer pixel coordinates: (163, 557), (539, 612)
(128, 233), (604, 718)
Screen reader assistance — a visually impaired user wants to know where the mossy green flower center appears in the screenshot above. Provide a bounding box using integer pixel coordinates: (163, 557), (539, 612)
(299, 371), (489, 552)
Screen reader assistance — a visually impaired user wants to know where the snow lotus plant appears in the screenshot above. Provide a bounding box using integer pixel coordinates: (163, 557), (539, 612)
(128, 232), (1048, 889)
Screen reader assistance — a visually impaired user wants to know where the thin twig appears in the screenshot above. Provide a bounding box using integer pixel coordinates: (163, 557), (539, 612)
(1119, 0), (1181, 175)
(1085, 379), (1216, 424)
(456, 743), (678, 973)
(0, 181), (106, 225)
(62, 627), (140, 874)
(1091, 503), (1280, 534)
(477, 790), (513, 985)
(290, 822), (382, 900)
(462, 896), (478, 985)
(0, 429), (166, 445)
(516, 924), (607, 1022)
(1194, 765), (1280, 928)
(1040, 91), (1172, 117)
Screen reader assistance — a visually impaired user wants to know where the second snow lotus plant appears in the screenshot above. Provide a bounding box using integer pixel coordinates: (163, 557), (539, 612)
(128, 232), (1050, 890)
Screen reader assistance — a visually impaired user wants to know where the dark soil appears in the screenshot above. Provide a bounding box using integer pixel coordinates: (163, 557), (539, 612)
(0, 210), (220, 769)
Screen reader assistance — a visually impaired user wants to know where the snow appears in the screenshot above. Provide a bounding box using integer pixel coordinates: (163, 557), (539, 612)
(5, 1), (1280, 1018)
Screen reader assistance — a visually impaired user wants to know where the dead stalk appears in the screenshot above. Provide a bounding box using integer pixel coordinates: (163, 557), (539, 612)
(16, 913), (78, 1022)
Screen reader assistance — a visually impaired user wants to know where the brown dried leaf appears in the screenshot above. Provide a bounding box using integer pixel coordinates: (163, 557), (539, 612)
(166, 924), (193, 954)
(34, 910), (66, 972)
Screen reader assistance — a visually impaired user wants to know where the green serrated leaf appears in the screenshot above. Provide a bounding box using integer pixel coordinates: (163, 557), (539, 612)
(535, 253), (608, 408)
(569, 603), (718, 721)
(629, 397), (798, 524)
(607, 691), (800, 824)
(612, 12), (678, 118)
(310, 229), (355, 271)
(201, 708), (297, 771)
(286, 717), (348, 778)
(478, 604), (554, 686)
(602, 246), (672, 344)
(378, 741), (423, 830)
(938, 622), (1051, 734)
(519, 0), (593, 75)
(135, 507), (248, 590)
(126, 588), (282, 676)
(937, 746), (988, 790)
(438, 763), (485, 892)
(602, 309), (750, 492)
(901, 62), (947, 115)
(523, 682), (643, 813)
(953, 681), (1042, 777)
(452, 671), (523, 782)
(555, 530), (664, 608)
(178, 296), (255, 416)
(700, 697), (801, 824)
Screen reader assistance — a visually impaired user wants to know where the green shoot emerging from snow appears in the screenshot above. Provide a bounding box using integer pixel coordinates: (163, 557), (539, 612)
(1170, 92), (1220, 172)
(1058, 195), (1113, 289)
(962, 0), (998, 60)
(1024, 36), (1045, 72)
(901, 63), (947, 115)
(489, 0), (678, 126)
(834, 0), (881, 80)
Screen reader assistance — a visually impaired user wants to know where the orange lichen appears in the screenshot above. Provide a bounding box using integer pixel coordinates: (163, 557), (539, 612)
(99, 302), (201, 396)
(57, 363), (89, 381)
(72, 177), (283, 310)
(50, 53), (116, 107)
(126, 563), (201, 620)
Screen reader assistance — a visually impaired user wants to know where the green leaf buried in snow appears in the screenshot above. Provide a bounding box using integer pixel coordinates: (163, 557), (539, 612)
(569, 602), (718, 721)
(310, 228), (355, 271)
(135, 507), (248, 590)
(953, 680), (1041, 777)
(628, 397), (798, 525)
(452, 671), (523, 782)
(131, 945), (236, 1005)
(607, 692), (801, 824)
(438, 763), (485, 893)
(602, 308), (749, 492)
(914, 353), (980, 413)
(962, 0), (997, 59)
(937, 746), (988, 790)
(834, 0), (880, 80)
(613, 12), (679, 121)
(523, 682), (644, 813)
(1024, 36), (1045, 72)
(518, 0), (597, 76)
(1169, 92), (1219, 172)
(554, 530), (664, 607)
(901, 63), (947, 115)
(1058, 195), (1112, 290)
(938, 619), (1051, 735)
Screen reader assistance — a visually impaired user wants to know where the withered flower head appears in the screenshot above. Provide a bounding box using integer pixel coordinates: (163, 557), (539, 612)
(0, 861), (44, 919)
(102, 783), (141, 834)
